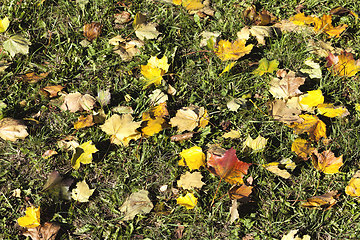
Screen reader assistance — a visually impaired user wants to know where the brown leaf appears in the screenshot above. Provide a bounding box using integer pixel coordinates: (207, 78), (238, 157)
(83, 22), (102, 41)
(268, 99), (302, 124)
(170, 132), (194, 141)
(269, 69), (305, 99)
(19, 72), (49, 84)
(174, 223), (185, 239)
(114, 11), (131, 24)
(73, 115), (94, 130)
(228, 185), (253, 201)
(40, 85), (64, 98)
(41, 150), (58, 159)
(301, 191), (339, 210)
(22, 222), (60, 240)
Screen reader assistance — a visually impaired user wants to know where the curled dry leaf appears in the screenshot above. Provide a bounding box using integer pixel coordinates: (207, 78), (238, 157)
(22, 222), (60, 240)
(120, 190), (154, 220)
(40, 85), (64, 98)
(301, 191), (339, 210)
(0, 117), (28, 141)
(83, 22), (102, 41)
(311, 149), (343, 174)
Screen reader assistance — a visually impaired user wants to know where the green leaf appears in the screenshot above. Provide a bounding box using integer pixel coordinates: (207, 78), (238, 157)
(3, 35), (31, 57)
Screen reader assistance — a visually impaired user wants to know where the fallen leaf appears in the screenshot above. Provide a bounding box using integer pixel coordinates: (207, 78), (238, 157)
(114, 11), (131, 24)
(149, 89), (168, 105)
(0, 16), (10, 33)
(170, 132), (194, 141)
(19, 72), (49, 84)
(281, 229), (311, 240)
(243, 135), (267, 152)
(73, 115), (94, 130)
(290, 114), (326, 141)
(289, 13), (314, 25)
(42, 171), (73, 200)
(220, 62), (236, 75)
(42, 150), (58, 159)
(109, 36), (144, 61)
(291, 138), (315, 160)
(83, 22), (102, 41)
(300, 59), (322, 79)
(299, 89), (324, 109)
(301, 191), (339, 209)
(3, 35), (31, 57)
(207, 147), (252, 185)
(177, 0), (204, 10)
(40, 85), (64, 98)
(312, 14), (347, 38)
(263, 158), (296, 179)
(345, 171), (360, 197)
(228, 185), (253, 201)
(97, 89), (111, 106)
(71, 140), (98, 170)
(57, 135), (79, 151)
(176, 192), (198, 209)
(22, 222), (60, 240)
(253, 58), (279, 76)
(133, 13), (161, 40)
(326, 51), (360, 77)
(170, 105), (209, 132)
(179, 146), (205, 171)
(0, 117), (28, 141)
(227, 97), (246, 112)
(268, 99), (302, 124)
(229, 200), (239, 224)
(274, 19), (312, 34)
(269, 69), (305, 99)
(311, 149), (343, 174)
(223, 129), (241, 139)
(215, 39), (253, 61)
(177, 171), (205, 190)
(330, 6), (358, 19)
(141, 103), (169, 136)
(112, 105), (134, 114)
(141, 55), (169, 88)
(60, 92), (96, 112)
(71, 180), (95, 202)
(17, 206), (41, 228)
(100, 114), (141, 146)
(307, 39), (343, 58)
(120, 190), (154, 220)
(199, 31), (220, 49)
(317, 103), (349, 118)
(248, 26), (273, 45)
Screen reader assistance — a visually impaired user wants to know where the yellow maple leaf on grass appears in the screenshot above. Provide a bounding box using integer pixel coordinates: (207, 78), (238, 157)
(299, 89), (324, 108)
(177, 192), (198, 209)
(289, 114), (326, 142)
(311, 149), (343, 174)
(289, 13), (315, 25)
(141, 102), (169, 137)
(317, 103), (349, 118)
(71, 180), (95, 202)
(345, 171), (360, 197)
(71, 141), (98, 170)
(170, 106), (209, 132)
(101, 114), (141, 146)
(326, 52), (360, 77)
(312, 14), (347, 38)
(141, 56), (170, 89)
(215, 39), (253, 61)
(179, 146), (205, 170)
(291, 138), (315, 160)
(17, 206), (40, 228)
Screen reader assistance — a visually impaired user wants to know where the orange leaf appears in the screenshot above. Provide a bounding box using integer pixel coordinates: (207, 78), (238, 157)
(326, 51), (360, 77)
(301, 191), (339, 210)
(289, 13), (314, 25)
(289, 114), (326, 142)
(207, 148), (252, 185)
(291, 138), (315, 160)
(312, 14), (347, 38)
(83, 22), (102, 41)
(311, 149), (343, 174)
(228, 185), (253, 201)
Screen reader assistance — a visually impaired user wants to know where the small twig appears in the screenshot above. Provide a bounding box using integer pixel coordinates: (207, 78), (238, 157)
(210, 178), (222, 208)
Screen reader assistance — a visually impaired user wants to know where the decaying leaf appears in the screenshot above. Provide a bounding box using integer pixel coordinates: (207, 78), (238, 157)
(301, 191), (339, 209)
(215, 39), (253, 61)
(3, 35), (31, 57)
(100, 114), (141, 146)
(290, 114), (326, 141)
(223, 129), (241, 139)
(114, 11), (131, 24)
(19, 72), (49, 84)
(312, 14), (347, 38)
(243, 135), (267, 152)
(307, 39), (343, 58)
(253, 58), (279, 76)
(0, 117), (29, 141)
(228, 185), (253, 201)
(274, 19), (312, 34)
(71, 141), (98, 170)
(133, 13), (161, 41)
(229, 200), (239, 224)
(73, 115), (94, 130)
(120, 190), (154, 220)
(42, 150), (58, 159)
(263, 158), (296, 179)
(311, 149), (343, 174)
(176, 192), (198, 209)
(317, 103), (349, 118)
(40, 85), (64, 98)
(170, 105), (209, 132)
(269, 69), (305, 99)
(170, 132), (194, 141)
(22, 222), (60, 240)
(242, 5), (276, 26)
(60, 92), (96, 112)
(326, 51), (360, 77)
(109, 36), (144, 61)
(345, 170), (360, 197)
(207, 147), (252, 185)
(291, 138), (315, 160)
(268, 99), (302, 124)
(179, 146), (205, 171)
(83, 22), (102, 41)
(17, 206), (41, 228)
(177, 171), (205, 190)
(71, 180), (95, 202)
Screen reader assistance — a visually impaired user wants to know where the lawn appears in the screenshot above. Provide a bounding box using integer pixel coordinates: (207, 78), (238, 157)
(1, 0), (360, 239)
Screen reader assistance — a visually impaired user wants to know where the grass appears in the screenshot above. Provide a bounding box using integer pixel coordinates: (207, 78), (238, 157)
(1, 0), (360, 239)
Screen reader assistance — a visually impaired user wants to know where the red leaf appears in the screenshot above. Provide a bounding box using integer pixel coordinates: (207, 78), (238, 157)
(207, 148), (252, 185)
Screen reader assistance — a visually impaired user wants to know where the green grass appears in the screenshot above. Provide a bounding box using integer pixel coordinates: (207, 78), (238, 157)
(1, 0), (360, 239)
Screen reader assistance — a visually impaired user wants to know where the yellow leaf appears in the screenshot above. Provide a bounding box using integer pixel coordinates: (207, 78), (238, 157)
(291, 138), (315, 160)
(356, 103), (360, 113)
(345, 171), (360, 197)
(317, 103), (349, 118)
(100, 114), (141, 146)
(290, 114), (326, 141)
(148, 56), (170, 72)
(215, 39), (253, 61)
(222, 129), (241, 139)
(73, 115), (94, 130)
(289, 13), (314, 26)
(141, 103), (169, 137)
(141, 65), (164, 89)
(17, 206), (40, 228)
(181, 0), (204, 10)
(170, 106), (209, 132)
(326, 51), (360, 77)
(179, 146), (205, 171)
(71, 180), (95, 202)
(176, 192), (198, 209)
(173, 0), (182, 5)
(263, 158), (296, 179)
(299, 89), (324, 108)
(0, 16), (10, 33)
(71, 141), (98, 170)
(301, 191), (338, 209)
(142, 117), (165, 136)
(244, 135), (267, 151)
(253, 58), (279, 76)
(220, 62), (236, 76)
(311, 149), (343, 174)
(312, 14), (347, 38)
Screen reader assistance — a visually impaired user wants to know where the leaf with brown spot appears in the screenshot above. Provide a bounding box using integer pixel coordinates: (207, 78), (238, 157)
(311, 149), (343, 174)
(291, 138), (315, 160)
(301, 191), (339, 210)
(19, 72), (49, 84)
(83, 22), (102, 41)
(40, 85), (64, 98)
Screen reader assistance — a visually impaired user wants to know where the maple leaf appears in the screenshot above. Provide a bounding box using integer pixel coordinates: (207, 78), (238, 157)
(311, 149), (343, 174)
(207, 148), (252, 185)
(109, 36), (144, 62)
(17, 206), (41, 228)
(60, 92), (96, 112)
(222, 129), (241, 139)
(133, 13), (161, 40)
(40, 85), (63, 98)
(71, 141), (98, 170)
(317, 103), (349, 118)
(263, 158), (296, 179)
(289, 13), (315, 25)
(291, 138), (315, 160)
(253, 58), (279, 76)
(0, 117), (28, 141)
(299, 89), (324, 108)
(301, 191), (339, 209)
(269, 69), (305, 99)
(141, 103), (169, 137)
(71, 180), (95, 202)
(176, 192), (198, 209)
(243, 135), (267, 152)
(177, 171), (205, 190)
(3, 35), (31, 57)
(345, 171), (360, 197)
(215, 39), (253, 61)
(73, 115), (94, 130)
(268, 99), (302, 124)
(289, 114), (326, 141)
(100, 114), (141, 146)
(179, 146), (205, 171)
(326, 51), (360, 77)
(120, 190), (154, 220)
(312, 14), (347, 38)
(22, 222), (60, 240)
(141, 56), (169, 89)
(170, 105), (209, 132)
